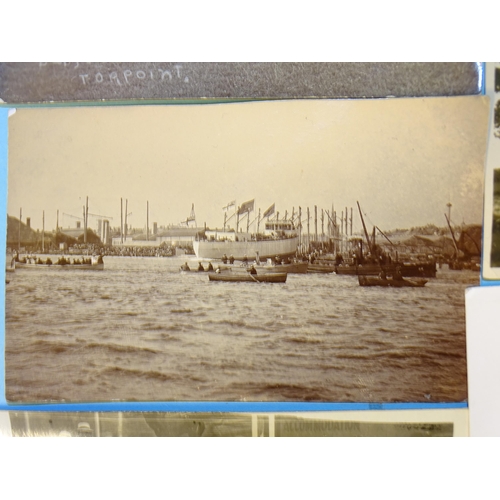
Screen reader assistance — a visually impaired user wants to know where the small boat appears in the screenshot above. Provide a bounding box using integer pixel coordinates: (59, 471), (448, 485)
(14, 254), (104, 270)
(15, 256), (104, 270)
(208, 272), (287, 283)
(211, 261), (308, 274)
(358, 275), (427, 287)
(307, 263), (335, 274)
(257, 261), (308, 274)
(16, 262), (104, 270)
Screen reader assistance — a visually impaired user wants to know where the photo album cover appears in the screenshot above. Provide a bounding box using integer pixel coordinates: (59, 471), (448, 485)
(1, 94), (489, 409)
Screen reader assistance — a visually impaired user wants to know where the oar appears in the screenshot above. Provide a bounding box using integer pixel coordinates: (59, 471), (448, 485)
(248, 271), (259, 282)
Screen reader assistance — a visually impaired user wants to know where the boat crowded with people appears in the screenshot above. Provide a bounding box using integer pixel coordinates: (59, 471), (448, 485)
(14, 255), (104, 270)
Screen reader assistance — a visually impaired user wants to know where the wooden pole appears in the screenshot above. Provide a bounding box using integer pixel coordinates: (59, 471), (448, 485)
(445, 213), (460, 255)
(350, 207), (353, 236)
(257, 208), (261, 234)
(357, 201), (372, 254)
(84, 197), (88, 244)
(42, 210), (45, 252)
(146, 201), (149, 241)
(341, 210), (344, 253)
(120, 198), (123, 244)
(298, 206), (302, 253)
(125, 199), (128, 242)
(314, 205), (318, 245)
(321, 209), (324, 248)
(307, 207), (310, 252)
(18, 207), (22, 252)
(83, 205), (86, 243)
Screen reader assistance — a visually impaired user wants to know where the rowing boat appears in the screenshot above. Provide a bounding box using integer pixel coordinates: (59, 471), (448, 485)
(208, 272), (287, 283)
(358, 275), (427, 287)
(15, 262), (104, 271)
(218, 261), (308, 274)
(307, 263), (335, 274)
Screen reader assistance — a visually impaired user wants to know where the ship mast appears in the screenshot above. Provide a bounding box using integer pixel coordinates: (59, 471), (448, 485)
(357, 201), (372, 255)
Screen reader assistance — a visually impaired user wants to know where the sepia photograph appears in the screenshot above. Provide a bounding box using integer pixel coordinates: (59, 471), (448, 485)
(4, 96), (488, 404)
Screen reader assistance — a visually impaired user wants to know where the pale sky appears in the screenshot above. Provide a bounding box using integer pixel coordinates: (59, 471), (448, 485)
(7, 96), (489, 234)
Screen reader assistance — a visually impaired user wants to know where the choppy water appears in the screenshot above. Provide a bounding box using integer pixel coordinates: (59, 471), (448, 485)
(5, 256), (477, 403)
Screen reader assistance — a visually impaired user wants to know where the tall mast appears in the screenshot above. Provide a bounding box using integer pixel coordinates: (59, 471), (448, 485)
(146, 201), (149, 241)
(42, 210), (45, 252)
(357, 201), (372, 254)
(120, 198), (123, 244)
(18, 207), (22, 252)
(321, 209), (324, 248)
(83, 196), (88, 244)
(445, 213), (459, 256)
(307, 207), (310, 252)
(298, 206), (302, 253)
(83, 205), (86, 243)
(314, 205), (318, 245)
(124, 199), (128, 242)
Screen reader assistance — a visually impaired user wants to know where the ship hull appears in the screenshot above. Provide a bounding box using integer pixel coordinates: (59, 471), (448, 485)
(336, 262), (436, 278)
(193, 236), (299, 261)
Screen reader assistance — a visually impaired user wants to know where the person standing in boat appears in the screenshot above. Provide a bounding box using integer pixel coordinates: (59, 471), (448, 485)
(335, 253), (344, 266)
(394, 265), (404, 281)
(255, 251), (260, 265)
(229, 255), (235, 264)
(222, 254), (228, 264)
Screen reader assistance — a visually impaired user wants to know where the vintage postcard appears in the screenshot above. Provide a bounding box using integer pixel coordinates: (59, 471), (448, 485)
(4, 96), (488, 404)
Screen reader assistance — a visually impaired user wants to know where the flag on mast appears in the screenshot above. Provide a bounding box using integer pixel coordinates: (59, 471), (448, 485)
(237, 199), (255, 215)
(223, 201), (236, 212)
(263, 203), (275, 218)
